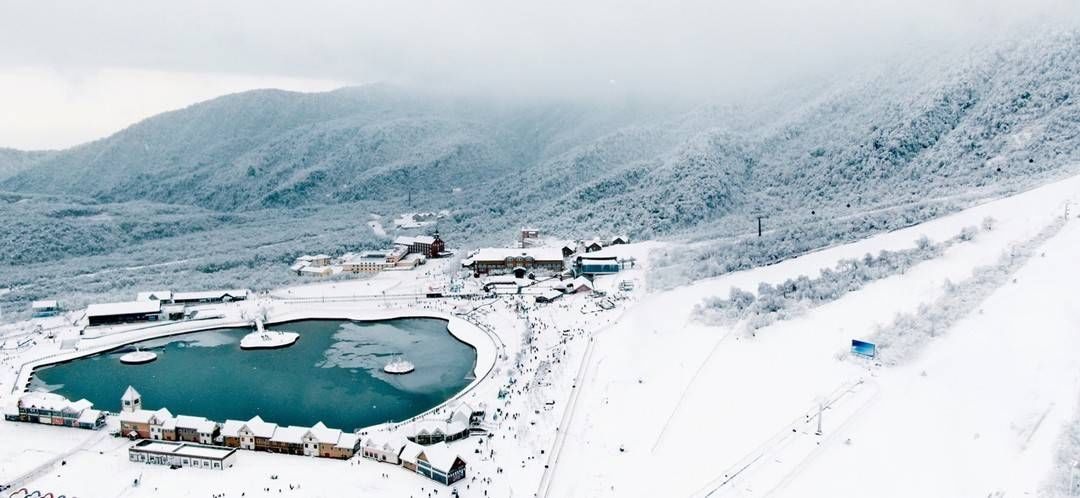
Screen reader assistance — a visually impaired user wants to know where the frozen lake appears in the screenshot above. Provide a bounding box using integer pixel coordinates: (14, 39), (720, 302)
(32, 318), (476, 431)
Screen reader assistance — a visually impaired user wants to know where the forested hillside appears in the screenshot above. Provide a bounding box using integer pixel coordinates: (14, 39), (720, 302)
(0, 148), (52, 180)
(8, 32), (1080, 241)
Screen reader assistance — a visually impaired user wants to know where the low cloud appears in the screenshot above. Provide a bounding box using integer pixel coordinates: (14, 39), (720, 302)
(1, 0), (1078, 148)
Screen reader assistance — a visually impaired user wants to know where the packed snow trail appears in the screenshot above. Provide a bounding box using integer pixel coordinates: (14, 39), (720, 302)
(537, 305), (633, 498)
(549, 174), (1080, 497)
(773, 214), (1080, 497)
(693, 379), (878, 497)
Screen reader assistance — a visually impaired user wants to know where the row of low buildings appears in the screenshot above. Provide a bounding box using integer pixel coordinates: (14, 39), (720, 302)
(220, 416), (359, 459)
(85, 289), (249, 327)
(6, 386), (471, 484)
(355, 404), (480, 486)
(291, 232), (448, 277)
(519, 227), (628, 252)
(120, 387), (219, 444)
(463, 228), (632, 278)
(119, 387), (360, 459)
(462, 247), (629, 278)
(125, 385), (472, 485)
(3, 391), (106, 430)
(340, 246), (425, 273)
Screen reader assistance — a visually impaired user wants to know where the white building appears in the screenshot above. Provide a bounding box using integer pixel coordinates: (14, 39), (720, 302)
(171, 289), (249, 304)
(341, 251), (395, 273)
(86, 300), (163, 326)
(362, 432), (406, 464)
(129, 440), (237, 471)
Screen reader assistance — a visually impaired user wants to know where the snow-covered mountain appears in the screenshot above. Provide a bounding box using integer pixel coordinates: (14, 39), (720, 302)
(6, 32), (1080, 245)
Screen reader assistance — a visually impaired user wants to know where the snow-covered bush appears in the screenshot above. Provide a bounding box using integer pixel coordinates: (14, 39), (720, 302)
(693, 226), (977, 332)
(1041, 406), (1080, 496)
(871, 218), (1065, 364)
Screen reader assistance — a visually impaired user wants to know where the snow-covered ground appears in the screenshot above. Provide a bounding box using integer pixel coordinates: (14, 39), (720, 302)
(548, 173), (1080, 497)
(368, 213), (387, 237)
(2, 173), (1079, 497)
(0, 253), (642, 497)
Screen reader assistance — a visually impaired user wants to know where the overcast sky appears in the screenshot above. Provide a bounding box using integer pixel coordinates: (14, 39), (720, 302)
(1, 0), (1077, 150)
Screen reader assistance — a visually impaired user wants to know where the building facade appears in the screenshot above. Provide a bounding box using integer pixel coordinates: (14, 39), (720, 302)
(128, 440), (237, 471)
(4, 392), (105, 430)
(86, 300), (162, 326)
(576, 252), (621, 275)
(463, 248), (565, 276)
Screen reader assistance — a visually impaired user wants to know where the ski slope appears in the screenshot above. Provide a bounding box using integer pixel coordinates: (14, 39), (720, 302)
(549, 173), (1080, 497)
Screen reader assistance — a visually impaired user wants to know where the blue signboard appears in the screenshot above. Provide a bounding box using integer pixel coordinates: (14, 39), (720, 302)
(851, 339), (877, 358)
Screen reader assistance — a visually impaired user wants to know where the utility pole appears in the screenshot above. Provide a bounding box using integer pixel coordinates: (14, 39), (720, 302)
(815, 402), (824, 436)
(1071, 460), (1079, 496)
(757, 216), (764, 237)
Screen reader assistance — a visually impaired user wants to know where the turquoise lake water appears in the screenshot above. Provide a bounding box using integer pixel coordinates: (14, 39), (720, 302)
(32, 318), (476, 431)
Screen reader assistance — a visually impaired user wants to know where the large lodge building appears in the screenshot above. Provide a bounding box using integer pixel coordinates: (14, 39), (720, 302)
(462, 247), (565, 276)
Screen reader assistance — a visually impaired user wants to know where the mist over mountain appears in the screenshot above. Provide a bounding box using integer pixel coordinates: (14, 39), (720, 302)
(0, 148), (52, 180)
(4, 29), (1080, 259)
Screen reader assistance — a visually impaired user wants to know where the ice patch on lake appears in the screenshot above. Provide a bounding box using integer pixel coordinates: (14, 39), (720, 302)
(28, 376), (63, 393)
(317, 320), (473, 394)
(317, 322), (418, 371)
(139, 330), (238, 349)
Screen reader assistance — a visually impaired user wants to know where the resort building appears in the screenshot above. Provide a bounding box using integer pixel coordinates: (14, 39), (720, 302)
(171, 289), (249, 305)
(220, 415), (278, 450)
(307, 254), (332, 267)
(305, 422), (343, 458)
(122, 387), (216, 443)
(296, 265), (333, 277)
(220, 420), (243, 448)
(403, 404), (478, 445)
(120, 390), (173, 439)
(3, 392), (105, 430)
(86, 300), (162, 326)
(576, 250), (622, 276)
(567, 276), (595, 294)
(267, 425), (307, 455)
(462, 247), (565, 277)
(385, 245), (410, 264)
(398, 440), (424, 472)
(169, 415), (219, 444)
(610, 235), (629, 245)
(584, 239), (605, 253)
(341, 251), (396, 273)
(332, 433), (361, 460)
(394, 231), (447, 258)
(535, 289), (565, 303)
(361, 433), (406, 464)
(219, 417), (358, 459)
(117, 388), (356, 461)
(402, 442), (467, 486)
(30, 300), (61, 318)
(559, 241), (578, 258)
(128, 440), (237, 471)
(520, 227), (541, 247)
